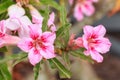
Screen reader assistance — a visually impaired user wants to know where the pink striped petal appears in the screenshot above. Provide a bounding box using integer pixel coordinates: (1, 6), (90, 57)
(74, 5), (84, 21)
(93, 25), (106, 37)
(28, 48), (42, 65)
(40, 45), (56, 59)
(90, 50), (103, 62)
(18, 38), (33, 52)
(81, 2), (95, 16)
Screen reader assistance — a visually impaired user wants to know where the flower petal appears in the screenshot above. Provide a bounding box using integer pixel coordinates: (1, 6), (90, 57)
(29, 24), (42, 40)
(28, 49), (42, 65)
(4, 35), (20, 45)
(8, 4), (25, 17)
(0, 20), (6, 33)
(18, 38), (33, 52)
(5, 18), (20, 30)
(90, 50), (103, 62)
(29, 5), (43, 24)
(0, 39), (5, 48)
(83, 25), (94, 36)
(81, 2), (95, 16)
(48, 12), (55, 26)
(74, 37), (83, 47)
(41, 32), (56, 44)
(84, 50), (90, 56)
(68, 34), (75, 46)
(74, 5), (84, 21)
(93, 25), (106, 37)
(18, 16), (32, 38)
(40, 45), (56, 59)
(94, 38), (111, 53)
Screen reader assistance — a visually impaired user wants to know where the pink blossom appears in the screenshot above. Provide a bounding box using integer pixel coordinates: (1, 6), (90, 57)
(6, 4), (32, 37)
(29, 5), (43, 25)
(68, 34), (83, 50)
(29, 5), (56, 32)
(82, 25), (111, 62)
(69, 0), (98, 21)
(0, 20), (20, 48)
(48, 12), (56, 32)
(18, 24), (56, 65)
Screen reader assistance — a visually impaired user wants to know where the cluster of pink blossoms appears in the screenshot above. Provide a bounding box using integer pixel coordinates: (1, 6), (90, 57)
(0, 3), (111, 65)
(0, 4), (56, 65)
(69, 0), (98, 21)
(69, 25), (111, 62)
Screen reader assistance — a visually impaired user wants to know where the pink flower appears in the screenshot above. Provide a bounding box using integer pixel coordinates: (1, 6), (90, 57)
(68, 34), (83, 50)
(69, 0), (98, 21)
(29, 5), (56, 32)
(0, 20), (20, 48)
(82, 25), (111, 62)
(29, 5), (43, 25)
(48, 12), (56, 32)
(6, 4), (32, 37)
(18, 24), (56, 65)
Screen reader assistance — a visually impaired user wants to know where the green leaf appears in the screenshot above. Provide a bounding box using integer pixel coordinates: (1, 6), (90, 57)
(40, 0), (60, 10)
(41, 7), (49, 32)
(0, 47), (7, 52)
(62, 53), (71, 69)
(0, 12), (8, 20)
(70, 48), (94, 63)
(34, 62), (41, 80)
(0, 63), (12, 80)
(0, 52), (27, 63)
(0, 0), (14, 15)
(59, 6), (67, 25)
(12, 54), (27, 67)
(56, 23), (71, 38)
(50, 58), (71, 78)
(48, 59), (56, 69)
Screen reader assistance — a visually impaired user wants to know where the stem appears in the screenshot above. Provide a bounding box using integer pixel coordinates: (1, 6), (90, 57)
(67, 0), (77, 18)
(5, 46), (13, 73)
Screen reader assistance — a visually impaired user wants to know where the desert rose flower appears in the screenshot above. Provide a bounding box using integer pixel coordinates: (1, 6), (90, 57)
(69, 0), (98, 21)
(0, 20), (20, 47)
(28, 5), (43, 26)
(6, 4), (32, 37)
(18, 24), (56, 65)
(29, 5), (56, 32)
(48, 12), (56, 32)
(82, 25), (111, 62)
(68, 34), (83, 50)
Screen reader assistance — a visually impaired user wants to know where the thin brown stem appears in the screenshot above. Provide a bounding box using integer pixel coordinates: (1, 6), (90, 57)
(67, 0), (77, 18)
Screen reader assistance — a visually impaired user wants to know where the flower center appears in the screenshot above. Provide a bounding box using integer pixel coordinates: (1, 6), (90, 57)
(33, 38), (46, 50)
(87, 34), (98, 47)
